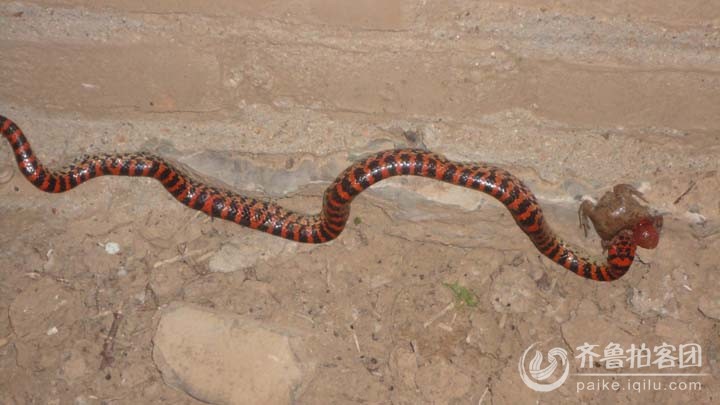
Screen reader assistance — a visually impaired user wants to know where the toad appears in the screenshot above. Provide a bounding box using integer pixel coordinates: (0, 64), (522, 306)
(579, 184), (663, 250)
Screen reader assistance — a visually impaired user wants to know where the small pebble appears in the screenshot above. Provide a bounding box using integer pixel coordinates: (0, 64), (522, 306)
(134, 291), (146, 304)
(104, 242), (120, 255)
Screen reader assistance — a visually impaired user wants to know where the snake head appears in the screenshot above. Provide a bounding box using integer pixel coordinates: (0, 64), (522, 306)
(632, 215), (663, 249)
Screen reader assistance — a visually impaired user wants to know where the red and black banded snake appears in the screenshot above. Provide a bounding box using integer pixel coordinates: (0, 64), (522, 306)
(1, 115), (660, 281)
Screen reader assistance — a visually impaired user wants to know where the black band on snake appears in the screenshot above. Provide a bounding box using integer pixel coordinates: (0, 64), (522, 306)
(1, 115), (641, 281)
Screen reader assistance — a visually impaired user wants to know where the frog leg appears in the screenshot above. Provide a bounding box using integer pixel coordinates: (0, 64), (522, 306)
(613, 183), (648, 203)
(600, 238), (613, 252)
(578, 199), (595, 238)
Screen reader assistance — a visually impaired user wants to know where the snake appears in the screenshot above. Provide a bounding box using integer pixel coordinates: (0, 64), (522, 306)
(1, 115), (640, 281)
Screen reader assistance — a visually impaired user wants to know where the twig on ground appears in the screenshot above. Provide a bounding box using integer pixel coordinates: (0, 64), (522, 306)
(423, 301), (455, 328)
(673, 180), (696, 204)
(100, 311), (124, 370)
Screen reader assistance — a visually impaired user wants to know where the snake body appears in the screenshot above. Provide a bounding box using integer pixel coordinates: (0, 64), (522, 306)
(1, 115), (637, 281)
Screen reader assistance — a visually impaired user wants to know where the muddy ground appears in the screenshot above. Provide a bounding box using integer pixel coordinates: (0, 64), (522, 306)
(0, 1), (719, 404)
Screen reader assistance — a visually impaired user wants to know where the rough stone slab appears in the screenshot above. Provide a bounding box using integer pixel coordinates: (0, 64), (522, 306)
(698, 291), (720, 321)
(208, 234), (298, 273)
(153, 303), (305, 405)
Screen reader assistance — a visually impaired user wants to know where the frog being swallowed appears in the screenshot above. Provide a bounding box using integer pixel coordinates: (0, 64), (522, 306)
(579, 184), (663, 250)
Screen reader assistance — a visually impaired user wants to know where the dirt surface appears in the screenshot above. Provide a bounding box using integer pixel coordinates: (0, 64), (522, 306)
(1, 1), (719, 404)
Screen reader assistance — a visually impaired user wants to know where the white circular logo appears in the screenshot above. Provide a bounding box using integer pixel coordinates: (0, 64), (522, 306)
(518, 342), (570, 392)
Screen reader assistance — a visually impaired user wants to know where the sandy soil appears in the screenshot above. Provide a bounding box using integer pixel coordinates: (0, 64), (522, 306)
(0, 1), (719, 404)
